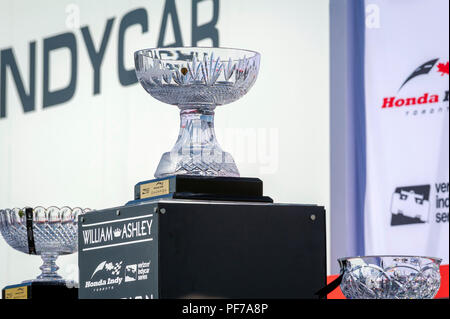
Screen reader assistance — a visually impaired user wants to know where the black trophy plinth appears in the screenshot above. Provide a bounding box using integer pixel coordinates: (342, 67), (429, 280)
(130, 175), (273, 204)
(78, 175), (327, 299)
(2, 281), (78, 299)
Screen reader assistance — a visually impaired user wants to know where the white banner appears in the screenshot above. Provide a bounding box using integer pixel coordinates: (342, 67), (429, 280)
(364, 0), (449, 262)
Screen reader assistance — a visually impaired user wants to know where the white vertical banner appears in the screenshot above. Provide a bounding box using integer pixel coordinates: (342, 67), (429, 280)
(364, 0), (449, 262)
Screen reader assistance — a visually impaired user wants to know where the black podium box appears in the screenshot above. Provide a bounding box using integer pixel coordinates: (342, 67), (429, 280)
(78, 199), (326, 299)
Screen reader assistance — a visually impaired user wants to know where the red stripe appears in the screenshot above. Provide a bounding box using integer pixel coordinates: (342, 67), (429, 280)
(327, 264), (449, 299)
(326, 274), (345, 299)
(435, 264), (449, 299)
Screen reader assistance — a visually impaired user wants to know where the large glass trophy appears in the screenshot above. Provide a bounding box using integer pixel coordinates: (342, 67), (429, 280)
(77, 47), (327, 299)
(134, 47), (260, 177)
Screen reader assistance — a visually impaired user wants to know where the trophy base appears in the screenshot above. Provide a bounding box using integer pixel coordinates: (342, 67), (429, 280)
(155, 150), (240, 179)
(130, 175), (273, 205)
(2, 281), (78, 299)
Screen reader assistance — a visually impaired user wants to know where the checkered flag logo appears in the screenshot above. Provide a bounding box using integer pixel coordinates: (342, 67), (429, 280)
(111, 261), (123, 276)
(104, 261), (123, 275)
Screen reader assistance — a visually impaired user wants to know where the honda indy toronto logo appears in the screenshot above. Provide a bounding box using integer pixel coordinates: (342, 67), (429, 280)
(381, 58), (449, 116)
(85, 261), (124, 291)
(390, 185), (431, 226)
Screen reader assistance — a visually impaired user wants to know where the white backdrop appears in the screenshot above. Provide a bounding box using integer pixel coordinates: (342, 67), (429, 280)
(0, 0), (330, 290)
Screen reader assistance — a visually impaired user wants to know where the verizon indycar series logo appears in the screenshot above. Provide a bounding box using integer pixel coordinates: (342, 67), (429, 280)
(390, 185), (431, 226)
(381, 58), (449, 114)
(125, 264), (137, 282)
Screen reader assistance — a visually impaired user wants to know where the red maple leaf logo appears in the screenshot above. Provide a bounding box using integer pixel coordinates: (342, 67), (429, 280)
(437, 61), (449, 76)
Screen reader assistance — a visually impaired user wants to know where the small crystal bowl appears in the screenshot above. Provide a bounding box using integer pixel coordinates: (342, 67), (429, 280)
(0, 207), (91, 283)
(338, 255), (442, 299)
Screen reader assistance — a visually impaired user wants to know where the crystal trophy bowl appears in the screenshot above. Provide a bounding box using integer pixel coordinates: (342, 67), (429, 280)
(135, 47), (261, 178)
(0, 207), (89, 284)
(338, 255), (442, 299)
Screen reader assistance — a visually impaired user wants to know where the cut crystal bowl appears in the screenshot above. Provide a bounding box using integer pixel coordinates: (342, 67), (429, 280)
(135, 47), (261, 178)
(338, 255), (442, 299)
(0, 207), (90, 284)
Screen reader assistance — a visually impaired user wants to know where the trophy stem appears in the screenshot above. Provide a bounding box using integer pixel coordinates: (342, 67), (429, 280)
(36, 252), (63, 282)
(154, 104), (240, 177)
(177, 105), (218, 149)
